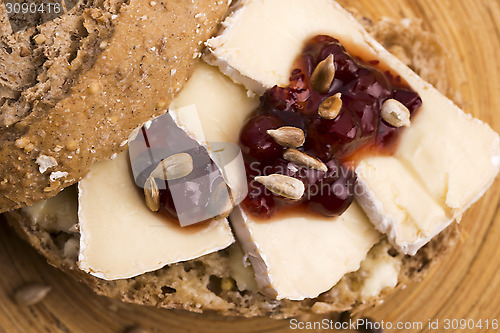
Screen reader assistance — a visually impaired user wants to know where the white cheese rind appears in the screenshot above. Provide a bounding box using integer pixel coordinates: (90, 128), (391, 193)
(355, 157), (453, 255)
(78, 152), (234, 280)
(205, 0), (369, 94)
(230, 203), (381, 300)
(394, 98), (500, 217)
(169, 62), (259, 144)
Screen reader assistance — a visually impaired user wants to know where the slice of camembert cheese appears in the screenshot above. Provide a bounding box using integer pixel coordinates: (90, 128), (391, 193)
(205, 0), (500, 255)
(170, 62), (259, 144)
(170, 62), (259, 203)
(356, 157), (451, 255)
(171, 61), (382, 299)
(205, 0), (377, 95)
(78, 152), (234, 280)
(230, 203), (381, 300)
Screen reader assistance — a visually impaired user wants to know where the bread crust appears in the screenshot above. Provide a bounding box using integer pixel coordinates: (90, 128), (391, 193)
(3, 16), (461, 318)
(5, 198), (460, 318)
(0, 0), (229, 213)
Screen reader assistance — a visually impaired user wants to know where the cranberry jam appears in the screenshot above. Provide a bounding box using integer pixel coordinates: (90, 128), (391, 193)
(129, 114), (227, 226)
(239, 35), (422, 219)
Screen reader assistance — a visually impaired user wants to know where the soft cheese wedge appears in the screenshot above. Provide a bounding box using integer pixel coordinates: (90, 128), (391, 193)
(170, 62), (259, 144)
(356, 157), (451, 255)
(206, 0), (500, 255)
(205, 0), (376, 94)
(395, 99), (500, 217)
(169, 63), (259, 204)
(230, 204), (381, 300)
(78, 152), (234, 280)
(172, 62), (383, 299)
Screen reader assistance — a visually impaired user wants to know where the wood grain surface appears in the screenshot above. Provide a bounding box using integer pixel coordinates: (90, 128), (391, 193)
(1, 0), (499, 332)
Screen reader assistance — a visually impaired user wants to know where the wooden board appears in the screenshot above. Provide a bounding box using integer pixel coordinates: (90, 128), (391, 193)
(0, 0), (499, 332)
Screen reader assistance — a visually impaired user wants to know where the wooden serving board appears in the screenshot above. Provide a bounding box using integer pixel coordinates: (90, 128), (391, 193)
(1, 0), (499, 332)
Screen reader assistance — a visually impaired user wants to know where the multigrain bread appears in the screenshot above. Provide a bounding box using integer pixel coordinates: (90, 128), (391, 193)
(5, 16), (461, 318)
(0, 0), (230, 213)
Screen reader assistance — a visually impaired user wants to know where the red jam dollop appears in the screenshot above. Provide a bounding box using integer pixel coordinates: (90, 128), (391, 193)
(239, 35), (422, 219)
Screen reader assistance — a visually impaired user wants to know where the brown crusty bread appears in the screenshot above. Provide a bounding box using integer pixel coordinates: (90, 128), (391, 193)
(4, 16), (461, 319)
(0, 0), (230, 213)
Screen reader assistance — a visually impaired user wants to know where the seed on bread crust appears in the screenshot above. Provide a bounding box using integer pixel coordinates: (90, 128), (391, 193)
(255, 174), (305, 200)
(33, 34), (47, 45)
(87, 81), (101, 94)
(266, 126), (305, 148)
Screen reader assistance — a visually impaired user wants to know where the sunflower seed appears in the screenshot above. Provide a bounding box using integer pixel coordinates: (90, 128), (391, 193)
(266, 126), (305, 148)
(310, 54), (335, 94)
(318, 92), (342, 120)
(283, 148), (328, 172)
(144, 176), (160, 212)
(381, 99), (411, 127)
(254, 174), (305, 200)
(150, 153), (193, 180)
(14, 283), (51, 306)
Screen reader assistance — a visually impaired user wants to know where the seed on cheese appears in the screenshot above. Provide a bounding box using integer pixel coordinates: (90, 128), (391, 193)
(266, 126), (305, 148)
(318, 93), (342, 120)
(254, 174), (305, 200)
(283, 148), (328, 172)
(144, 176), (160, 212)
(381, 99), (411, 128)
(206, 0), (500, 255)
(150, 153), (194, 181)
(310, 54), (335, 93)
(78, 152), (234, 280)
(169, 62), (259, 204)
